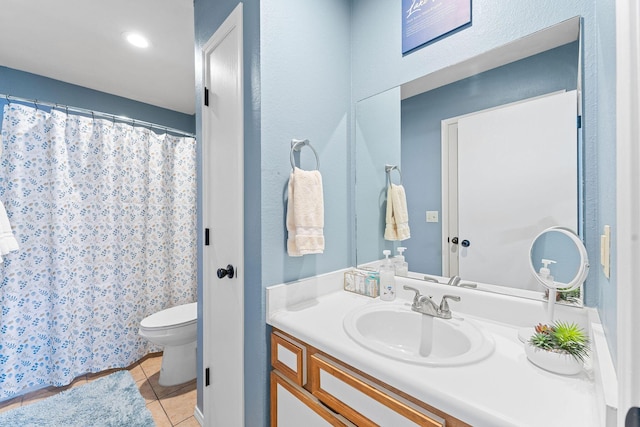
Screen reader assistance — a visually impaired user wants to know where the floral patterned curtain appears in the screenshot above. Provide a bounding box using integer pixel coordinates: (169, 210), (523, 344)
(0, 103), (196, 399)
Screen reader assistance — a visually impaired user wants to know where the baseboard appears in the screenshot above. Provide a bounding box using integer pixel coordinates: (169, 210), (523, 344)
(193, 405), (204, 426)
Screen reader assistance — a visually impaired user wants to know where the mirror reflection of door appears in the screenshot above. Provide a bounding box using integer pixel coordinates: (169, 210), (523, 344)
(442, 90), (578, 290)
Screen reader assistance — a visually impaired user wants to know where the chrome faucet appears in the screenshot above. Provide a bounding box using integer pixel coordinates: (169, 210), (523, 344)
(447, 275), (462, 286)
(403, 286), (460, 319)
(447, 275), (477, 289)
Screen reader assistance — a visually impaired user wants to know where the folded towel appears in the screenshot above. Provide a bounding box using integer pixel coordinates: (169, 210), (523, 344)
(384, 184), (410, 241)
(287, 167), (325, 256)
(0, 200), (19, 262)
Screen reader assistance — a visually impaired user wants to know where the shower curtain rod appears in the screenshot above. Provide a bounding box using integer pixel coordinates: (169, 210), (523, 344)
(1, 93), (195, 138)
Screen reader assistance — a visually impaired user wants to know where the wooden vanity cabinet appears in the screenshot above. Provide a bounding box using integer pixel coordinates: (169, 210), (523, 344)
(270, 329), (470, 427)
(271, 370), (354, 426)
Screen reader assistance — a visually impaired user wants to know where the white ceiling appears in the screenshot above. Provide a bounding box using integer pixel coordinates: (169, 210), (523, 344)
(0, 0), (196, 115)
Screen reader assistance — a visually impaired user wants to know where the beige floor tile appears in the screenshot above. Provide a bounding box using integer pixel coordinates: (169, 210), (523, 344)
(0, 396), (23, 414)
(147, 400), (173, 427)
(159, 386), (197, 425)
(148, 371), (196, 399)
(175, 415), (202, 426)
(139, 353), (163, 378)
(137, 378), (159, 404)
(128, 362), (147, 383)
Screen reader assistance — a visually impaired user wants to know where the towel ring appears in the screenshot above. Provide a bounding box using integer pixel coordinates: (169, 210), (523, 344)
(385, 164), (403, 186)
(290, 139), (320, 171)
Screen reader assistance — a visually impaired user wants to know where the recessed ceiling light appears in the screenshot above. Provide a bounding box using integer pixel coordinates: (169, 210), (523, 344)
(123, 32), (150, 49)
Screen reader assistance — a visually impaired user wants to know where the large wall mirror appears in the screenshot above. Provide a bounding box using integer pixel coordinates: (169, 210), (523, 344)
(355, 17), (584, 303)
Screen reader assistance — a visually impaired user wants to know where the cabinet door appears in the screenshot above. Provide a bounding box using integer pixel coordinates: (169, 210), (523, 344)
(271, 331), (307, 386)
(271, 371), (353, 427)
(309, 354), (444, 427)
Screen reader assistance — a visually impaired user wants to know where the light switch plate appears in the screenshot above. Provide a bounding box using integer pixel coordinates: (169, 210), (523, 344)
(426, 211), (439, 223)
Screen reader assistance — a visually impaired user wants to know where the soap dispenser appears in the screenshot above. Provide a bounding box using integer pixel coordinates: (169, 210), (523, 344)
(379, 250), (396, 301)
(393, 247), (409, 277)
(539, 259), (556, 285)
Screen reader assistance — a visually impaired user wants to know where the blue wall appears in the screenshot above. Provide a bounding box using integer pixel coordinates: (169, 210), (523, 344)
(260, 0), (352, 285)
(352, 0), (618, 364)
(401, 42), (578, 277)
(593, 0), (617, 365)
(0, 66), (195, 134)
(194, 1), (351, 424)
(193, 0), (619, 424)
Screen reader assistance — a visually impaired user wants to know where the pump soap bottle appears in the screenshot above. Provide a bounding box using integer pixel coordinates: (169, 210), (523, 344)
(539, 259), (556, 285)
(393, 247), (409, 277)
(379, 250), (396, 301)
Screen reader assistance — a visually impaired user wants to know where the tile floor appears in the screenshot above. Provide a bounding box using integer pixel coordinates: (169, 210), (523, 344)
(0, 352), (199, 426)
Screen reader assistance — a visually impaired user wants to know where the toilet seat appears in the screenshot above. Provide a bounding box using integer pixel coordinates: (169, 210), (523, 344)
(140, 302), (197, 331)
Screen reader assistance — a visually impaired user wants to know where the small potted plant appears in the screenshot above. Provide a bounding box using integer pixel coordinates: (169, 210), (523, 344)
(525, 321), (589, 375)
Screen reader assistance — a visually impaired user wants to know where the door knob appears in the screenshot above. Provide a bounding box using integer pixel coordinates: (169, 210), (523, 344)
(451, 237), (459, 245)
(217, 264), (235, 279)
(461, 239), (470, 247)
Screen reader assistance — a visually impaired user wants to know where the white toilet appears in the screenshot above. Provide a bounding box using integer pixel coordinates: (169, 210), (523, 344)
(139, 302), (197, 386)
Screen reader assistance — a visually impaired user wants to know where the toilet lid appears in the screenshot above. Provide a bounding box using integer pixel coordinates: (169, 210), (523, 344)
(140, 302), (197, 330)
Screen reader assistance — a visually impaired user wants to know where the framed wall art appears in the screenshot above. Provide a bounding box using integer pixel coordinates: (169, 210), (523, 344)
(402, 0), (472, 54)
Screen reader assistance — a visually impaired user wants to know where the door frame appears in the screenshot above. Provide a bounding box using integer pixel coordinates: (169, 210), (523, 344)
(616, 0), (640, 424)
(201, 3), (244, 426)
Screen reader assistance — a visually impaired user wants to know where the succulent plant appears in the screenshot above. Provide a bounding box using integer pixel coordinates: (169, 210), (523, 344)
(544, 287), (581, 302)
(528, 321), (589, 362)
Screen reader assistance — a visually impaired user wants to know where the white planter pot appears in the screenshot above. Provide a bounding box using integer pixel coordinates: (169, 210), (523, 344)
(524, 343), (583, 375)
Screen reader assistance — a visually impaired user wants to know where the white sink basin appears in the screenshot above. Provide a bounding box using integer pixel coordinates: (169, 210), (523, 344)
(343, 302), (494, 366)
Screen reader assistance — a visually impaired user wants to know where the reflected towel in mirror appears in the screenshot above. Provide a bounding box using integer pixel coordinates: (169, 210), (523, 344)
(384, 184), (410, 241)
(287, 167), (324, 256)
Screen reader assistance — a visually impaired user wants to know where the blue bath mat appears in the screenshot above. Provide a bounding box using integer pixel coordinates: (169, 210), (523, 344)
(0, 370), (155, 427)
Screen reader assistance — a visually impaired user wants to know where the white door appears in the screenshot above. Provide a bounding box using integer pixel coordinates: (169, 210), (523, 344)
(202, 4), (244, 426)
(444, 91), (577, 290)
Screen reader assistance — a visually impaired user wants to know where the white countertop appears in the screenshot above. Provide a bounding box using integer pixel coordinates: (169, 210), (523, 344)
(266, 270), (609, 427)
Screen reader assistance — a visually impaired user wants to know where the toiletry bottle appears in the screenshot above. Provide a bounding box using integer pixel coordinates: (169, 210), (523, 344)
(379, 250), (396, 301)
(365, 271), (379, 297)
(393, 246), (409, 277)
(540, 259), (556, 285)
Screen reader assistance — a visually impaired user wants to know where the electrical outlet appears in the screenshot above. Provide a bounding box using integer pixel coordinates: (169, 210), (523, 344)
(426, 211), (439, 223)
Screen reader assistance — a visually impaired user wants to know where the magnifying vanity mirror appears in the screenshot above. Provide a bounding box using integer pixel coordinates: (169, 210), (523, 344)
(529, 227), (589, 311)
(355, 17), (586, 304)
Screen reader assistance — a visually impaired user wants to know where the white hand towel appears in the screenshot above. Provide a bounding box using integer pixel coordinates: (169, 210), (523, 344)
(0, 199), (19, 262)
(384, 184), (410, 241)
(287, 167), (324, 256)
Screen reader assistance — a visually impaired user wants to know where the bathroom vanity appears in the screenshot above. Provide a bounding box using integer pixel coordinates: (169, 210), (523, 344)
(271, 328), (465, 426)
(266, 270), (615, 426)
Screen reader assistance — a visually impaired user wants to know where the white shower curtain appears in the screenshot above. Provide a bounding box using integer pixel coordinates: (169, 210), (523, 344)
(0, 103), (197, 399)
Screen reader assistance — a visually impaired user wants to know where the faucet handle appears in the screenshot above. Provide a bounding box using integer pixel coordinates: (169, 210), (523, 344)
(447, 275), (462, 287)
(403, 285), (422, 305)
(439, 294), (461, 313)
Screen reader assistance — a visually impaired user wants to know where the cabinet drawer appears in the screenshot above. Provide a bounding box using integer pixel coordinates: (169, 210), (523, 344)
(271, 331), (307, 386)
(271, 371), (355, 427)
(309, 354), (444, 427)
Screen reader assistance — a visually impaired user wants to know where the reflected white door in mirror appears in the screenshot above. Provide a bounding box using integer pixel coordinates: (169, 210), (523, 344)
(442, 90), (578, 293)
